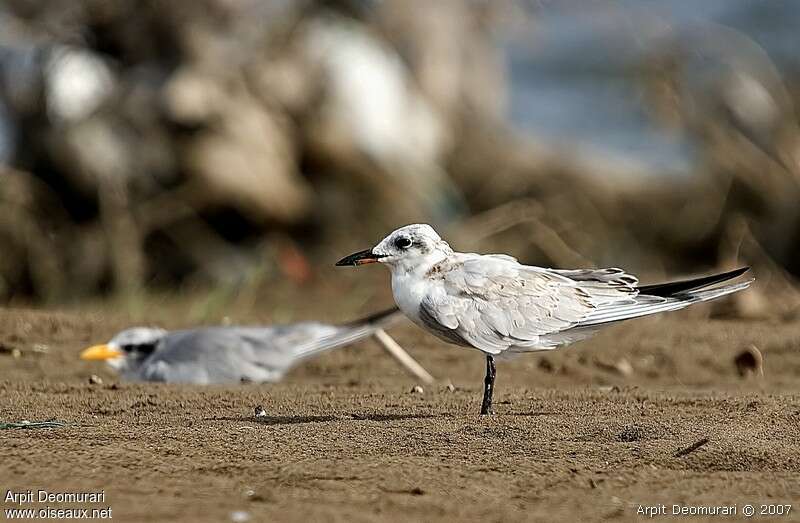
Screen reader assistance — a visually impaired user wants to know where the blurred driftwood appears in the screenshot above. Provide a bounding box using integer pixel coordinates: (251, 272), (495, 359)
(0, 0), (798, 315)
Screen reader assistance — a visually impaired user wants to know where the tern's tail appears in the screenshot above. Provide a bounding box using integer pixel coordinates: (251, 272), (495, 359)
(579, 268), (752, 327)
(293, 307), (404, 360)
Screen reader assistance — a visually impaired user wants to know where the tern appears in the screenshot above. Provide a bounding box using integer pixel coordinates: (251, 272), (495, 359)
(81, 308), (434, 384)
(336, 224), (753, 415)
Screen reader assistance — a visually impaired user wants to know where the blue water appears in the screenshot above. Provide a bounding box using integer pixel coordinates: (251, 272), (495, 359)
(507, 0), (800, 173)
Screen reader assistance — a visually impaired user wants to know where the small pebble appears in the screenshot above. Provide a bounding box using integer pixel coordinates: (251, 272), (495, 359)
(253, 405), (267, 417)
(445, 383), (455, 392)
(230, 510), (250, 523)
(242, 488), (268, 502)
(88, 374), (103, 385)
(11, 348), (22, 359)
(734, 345), (763, 377)
(410, 385), (424, 394)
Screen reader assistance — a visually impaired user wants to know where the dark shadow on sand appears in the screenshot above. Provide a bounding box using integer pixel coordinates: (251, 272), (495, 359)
(206, 412), (445, 426)
(505, 411), (560, 417)
(349, 413), (444, 422)
(207, 415), (339, 426)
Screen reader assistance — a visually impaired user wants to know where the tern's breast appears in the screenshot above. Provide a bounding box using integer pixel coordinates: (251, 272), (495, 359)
(391, 272), (429, 323)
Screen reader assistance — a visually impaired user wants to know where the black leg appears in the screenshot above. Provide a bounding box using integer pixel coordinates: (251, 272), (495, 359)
(480, 354), (496, 415)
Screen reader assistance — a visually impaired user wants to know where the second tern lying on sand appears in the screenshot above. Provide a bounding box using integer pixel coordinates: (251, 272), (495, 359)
(337, 224), (753, 415)
(81, 308), (434, 384)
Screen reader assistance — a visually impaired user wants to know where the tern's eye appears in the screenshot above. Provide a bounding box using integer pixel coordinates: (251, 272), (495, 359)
(394, 236), (412, 250)
(126, 343), (157, 355)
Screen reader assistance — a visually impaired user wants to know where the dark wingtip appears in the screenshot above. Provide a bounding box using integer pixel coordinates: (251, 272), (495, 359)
(637, 267), (752, 298)
(717, 267), (750, 278)
(343, 307), (402, 327)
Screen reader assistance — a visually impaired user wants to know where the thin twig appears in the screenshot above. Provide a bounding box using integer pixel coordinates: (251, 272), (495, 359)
(450, 198), (594, 268)
(372, 329), (435, 384)
(673, 437), (709, 457)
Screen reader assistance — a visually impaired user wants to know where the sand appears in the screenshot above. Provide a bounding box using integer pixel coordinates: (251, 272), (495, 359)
(2, 304), (800, 522)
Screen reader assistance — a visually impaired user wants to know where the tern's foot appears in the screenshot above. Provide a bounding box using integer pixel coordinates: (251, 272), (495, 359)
(479, 407), (495, 416)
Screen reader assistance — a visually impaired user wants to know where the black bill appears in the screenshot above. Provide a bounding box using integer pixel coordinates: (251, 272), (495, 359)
(336, 249), (384, 266)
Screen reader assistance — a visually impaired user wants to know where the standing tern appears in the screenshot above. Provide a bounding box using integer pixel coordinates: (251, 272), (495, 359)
(336, 224), (753, 415)
(81, 307), (434, 384)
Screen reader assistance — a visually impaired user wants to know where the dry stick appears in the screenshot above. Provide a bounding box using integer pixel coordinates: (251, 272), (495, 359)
(450, 198), (594, 268)
(673, 437), (709, 457)
(372, 329), (435, 384)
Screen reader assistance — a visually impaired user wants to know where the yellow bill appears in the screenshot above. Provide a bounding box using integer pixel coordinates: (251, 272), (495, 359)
(80, 344), (123, 361)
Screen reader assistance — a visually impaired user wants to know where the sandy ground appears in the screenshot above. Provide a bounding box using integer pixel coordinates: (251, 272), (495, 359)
(2, 301), (800, 522)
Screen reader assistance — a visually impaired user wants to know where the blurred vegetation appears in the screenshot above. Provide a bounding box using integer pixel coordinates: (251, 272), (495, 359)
(0, 0), (798, 319)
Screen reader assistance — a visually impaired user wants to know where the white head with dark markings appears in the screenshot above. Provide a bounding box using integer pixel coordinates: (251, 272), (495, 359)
(80, 327), (168, 372)
(336, 224), (453, 275)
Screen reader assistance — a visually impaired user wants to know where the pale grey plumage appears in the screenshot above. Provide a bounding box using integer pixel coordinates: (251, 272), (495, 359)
(337, 224), (753, 415)
(98, 309), (403, 384)
(417, 255), (639, 355)
(342, 224), (753, 358)
(419, 256), (749, 356)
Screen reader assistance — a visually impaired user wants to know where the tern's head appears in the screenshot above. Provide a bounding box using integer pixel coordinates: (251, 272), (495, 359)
(80, 327), (168, 372)
(336, 224), (452, 272)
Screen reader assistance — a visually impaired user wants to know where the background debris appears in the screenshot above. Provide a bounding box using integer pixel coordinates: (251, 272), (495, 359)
(0, 1), (796, 310)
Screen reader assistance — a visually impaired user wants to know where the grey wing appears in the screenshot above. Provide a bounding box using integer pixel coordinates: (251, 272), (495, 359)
(137, 328), (291, 384)
(419, 256), (637, 355)
(286, 307), (405, 361)
(551, 267), (639, 289)
(418, 304), (470, 346)
(552, 267), (751, 326)
(137, 309), (404, 384)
